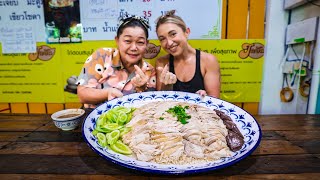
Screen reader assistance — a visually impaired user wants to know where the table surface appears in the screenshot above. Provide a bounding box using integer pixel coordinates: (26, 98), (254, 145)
(0, 112), (319, 179)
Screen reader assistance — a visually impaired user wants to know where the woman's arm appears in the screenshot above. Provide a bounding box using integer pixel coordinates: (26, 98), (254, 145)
(202, 53), (221, 98)
(77, 85), (123, 105)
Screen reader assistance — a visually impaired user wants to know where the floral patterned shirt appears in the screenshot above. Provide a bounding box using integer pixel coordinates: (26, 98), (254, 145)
(76, 48), (156, 107)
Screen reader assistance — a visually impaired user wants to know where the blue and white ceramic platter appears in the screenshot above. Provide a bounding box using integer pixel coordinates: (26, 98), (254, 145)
(82, 91), (261, 175)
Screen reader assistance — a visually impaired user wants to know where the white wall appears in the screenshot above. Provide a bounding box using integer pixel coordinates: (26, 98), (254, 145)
(260, 0), (288, 114)
(291, 1), (320, 114)
(260, 0), (320, 114)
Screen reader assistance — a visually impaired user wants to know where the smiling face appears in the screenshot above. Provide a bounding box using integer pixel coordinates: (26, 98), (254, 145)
(115, 26), (148, 67)
(156, 23), (189, 56)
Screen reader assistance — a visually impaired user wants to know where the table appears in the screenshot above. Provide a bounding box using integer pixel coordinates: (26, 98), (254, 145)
(0, 112), (319, 179)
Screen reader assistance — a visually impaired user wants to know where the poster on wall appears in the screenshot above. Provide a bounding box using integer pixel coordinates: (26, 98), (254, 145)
(190, 39), (265, 102)
(61, 39), (264, 103)
(0, 0), (222, 43)
(80, 0), (223, 40)
(43, 0), (82, 43)
(0, 0), (45, 43)
(0, 39), (264, 103)
(0, 43), (65, 103)
(0, 25), (36, 54)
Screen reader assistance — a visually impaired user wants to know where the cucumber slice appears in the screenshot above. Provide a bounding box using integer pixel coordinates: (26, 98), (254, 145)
(97, 132), (107, 147)
(100, 123), (122, 133)
(117, 112), (128, 125)
(119, 127), (131, 137)
(107, 129), (120, 145)
(110, 140), (132, 155)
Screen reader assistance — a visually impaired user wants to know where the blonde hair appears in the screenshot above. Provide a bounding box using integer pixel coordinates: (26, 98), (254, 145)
(155, 10), (187, 32)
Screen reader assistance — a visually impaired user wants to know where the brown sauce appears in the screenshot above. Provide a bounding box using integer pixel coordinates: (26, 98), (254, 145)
(57, 114), (80, 119)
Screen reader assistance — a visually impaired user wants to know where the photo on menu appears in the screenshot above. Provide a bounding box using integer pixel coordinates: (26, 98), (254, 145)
(43, 0), (82, 43)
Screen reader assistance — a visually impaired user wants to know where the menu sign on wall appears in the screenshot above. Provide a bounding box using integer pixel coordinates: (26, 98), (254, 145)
(0, 26), (36, 53)
(0, 43), (65, 103)
(0, 0), (222, 45)
(190, 39), (265, 102)
(0, 39), (263, 103)
(81, 0), (223, 40)
(0, 0), (46, 43)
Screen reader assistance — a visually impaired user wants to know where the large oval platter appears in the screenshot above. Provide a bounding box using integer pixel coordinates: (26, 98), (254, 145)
(82, 91), (261, 175)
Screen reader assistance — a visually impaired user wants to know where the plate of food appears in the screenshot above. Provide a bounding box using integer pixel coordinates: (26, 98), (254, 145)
(82, 91), (261, 174)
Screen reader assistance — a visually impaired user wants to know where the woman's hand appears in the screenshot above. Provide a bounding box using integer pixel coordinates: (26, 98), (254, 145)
(157, 64), (177, 85)
(106, 88), (123, 101)
(131, 65), (148, 88)
(196, 89), (207, 97)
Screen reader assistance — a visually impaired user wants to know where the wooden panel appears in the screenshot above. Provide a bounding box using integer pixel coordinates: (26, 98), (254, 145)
(221, 0), (227, 39)
(0, 132), (29, 141)
(227, 0), (249, 39)
(231, 102), (243, 108)
(248, 0), (266, 38)
(244, 0), (265, 114)
(256, 115), (320, 131)
(227, 0), (251, 112)
(10, 103), (28, 114)
(46, 103), (64, 114)
(1, 114), (319, 177)
(0, 120), (50, 131)
(0, 103), (10, 113)
(0, 174), (319, 180)
(0, 154), (319, 175)
(0, 174), (149, 180)
(0, 142), (96, 156)
(0, 139), (310, 156)
(65, 103), (83, 109)
(28, 103), (46, 114)
(253, 140), (305, 155)
(243, 102), (259, 115)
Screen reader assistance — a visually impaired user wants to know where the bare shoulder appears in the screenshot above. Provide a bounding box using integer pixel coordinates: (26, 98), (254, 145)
(156, 54), (170, 67)
(200, 51), (219, 68)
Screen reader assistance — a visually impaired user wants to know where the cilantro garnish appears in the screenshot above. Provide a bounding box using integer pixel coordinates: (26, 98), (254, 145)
(159, 117), (164, 120)
(166, 105), (191, 124)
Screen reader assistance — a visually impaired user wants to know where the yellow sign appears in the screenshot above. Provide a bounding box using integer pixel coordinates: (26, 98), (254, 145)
(0, 43), (64, 103)
(60, 41), (116, 102)
(189, 39), (265, 102)
(0, 39), (264, 103)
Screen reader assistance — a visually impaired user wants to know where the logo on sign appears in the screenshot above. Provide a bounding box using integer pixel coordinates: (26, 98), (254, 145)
(144, 43), (161, 59)
(28, 45), (56, 61)
(239, 43), (264, 59)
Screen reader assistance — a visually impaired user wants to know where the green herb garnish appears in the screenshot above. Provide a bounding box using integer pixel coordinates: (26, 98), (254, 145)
(159, 117), (164, 120)
(166, 105), (191, 124)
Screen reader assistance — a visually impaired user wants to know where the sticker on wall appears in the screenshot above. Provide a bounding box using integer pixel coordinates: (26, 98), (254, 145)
(43, 0), (82, 43)
(28, 45), (56, 61)
(144, 43), (161, 59)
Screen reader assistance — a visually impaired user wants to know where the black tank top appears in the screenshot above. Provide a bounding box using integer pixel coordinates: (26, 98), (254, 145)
(169, 49), (205, 93)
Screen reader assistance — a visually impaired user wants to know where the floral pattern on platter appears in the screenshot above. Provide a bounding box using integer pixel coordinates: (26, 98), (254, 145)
(53, 118), (81, 130)
(82, 91), (262, 175)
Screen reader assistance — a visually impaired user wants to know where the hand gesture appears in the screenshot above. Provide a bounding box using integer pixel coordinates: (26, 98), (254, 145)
(157, 64), (177, 85)
(131, 65), (148, 88)
(107, 88), (123, 101)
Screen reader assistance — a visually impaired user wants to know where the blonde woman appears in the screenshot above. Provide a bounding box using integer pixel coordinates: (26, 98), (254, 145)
(155, 10), (220, 98)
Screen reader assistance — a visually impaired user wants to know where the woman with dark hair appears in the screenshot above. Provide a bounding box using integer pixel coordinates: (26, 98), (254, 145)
(76, 15), (156, 108)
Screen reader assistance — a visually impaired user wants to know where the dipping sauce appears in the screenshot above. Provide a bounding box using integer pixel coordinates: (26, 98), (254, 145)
(57, 113), (80, 118)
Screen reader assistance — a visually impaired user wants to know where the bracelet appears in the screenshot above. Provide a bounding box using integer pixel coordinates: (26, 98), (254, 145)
(280, 87), (294, 102)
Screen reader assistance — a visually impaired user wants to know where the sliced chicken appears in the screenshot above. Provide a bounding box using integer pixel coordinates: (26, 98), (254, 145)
(122, 101), (240, 165)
